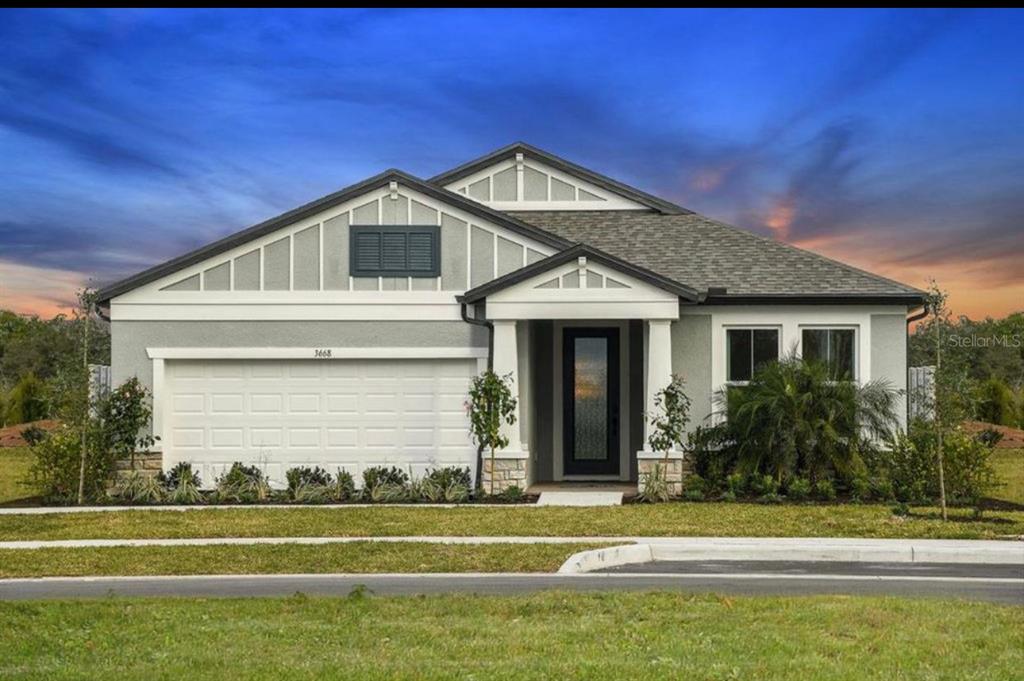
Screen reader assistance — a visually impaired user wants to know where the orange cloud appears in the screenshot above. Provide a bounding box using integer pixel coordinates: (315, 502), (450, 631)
(0, 261), (86, 319)
(764, 196), (797, 240)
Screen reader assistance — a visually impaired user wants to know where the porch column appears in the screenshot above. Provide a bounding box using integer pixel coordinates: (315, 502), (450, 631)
(644, 319), (673, 447)
(486, 320), (528, 493)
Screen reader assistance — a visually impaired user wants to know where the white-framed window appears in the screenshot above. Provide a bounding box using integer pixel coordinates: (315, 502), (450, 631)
(800, 326), (857, 380)
(726, 327), (781, 383)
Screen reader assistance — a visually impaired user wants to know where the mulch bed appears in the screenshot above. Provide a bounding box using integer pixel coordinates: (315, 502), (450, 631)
(0, 420), (60, 448)
(962, 421), (1024, 449)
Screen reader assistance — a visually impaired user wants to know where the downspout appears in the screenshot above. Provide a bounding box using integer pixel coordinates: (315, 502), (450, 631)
(905, 303), (929, 427)
(460, 299), (493, 492)
(460, 300), (493, 371)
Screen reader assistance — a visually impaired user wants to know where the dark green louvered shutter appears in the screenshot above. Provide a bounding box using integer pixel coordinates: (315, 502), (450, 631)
(350, 225), (439, 277)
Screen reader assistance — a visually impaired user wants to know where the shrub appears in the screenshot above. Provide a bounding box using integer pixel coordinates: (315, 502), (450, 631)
(747, 473), (778, 497)
(891, 501), (910, 517)
(20, 424), (47, 446)
(114, 471), (165, 504)
(974, 427), (1004, 448)
(215, 463), (270, 503)
(362, 466), (409, 490)
(420, 467), (472, 503)
(689, 424), (735, 490)
(976, 376), (1017, 427)
(637, 463), (671, 503)
(157, 462), (203, 505)
(29, 424), (118, 503)
(713, 354), (899, 484)
(332, 470), (356, 502)
(725, 473), (746, 497)
(501, 484), (525, 503)
(786, 476), (812, 502)
(870, 475), (895, 502)
(876, 432), (932, 504)
(285, 466), (333, 501)
(849, 475), (872, 503)
(4, 372), (48, 425)
(365, 480), (409, 503)
(813, 479), (837, 502)
(682, 474), (706, 502)
(942, 429), (999, 506)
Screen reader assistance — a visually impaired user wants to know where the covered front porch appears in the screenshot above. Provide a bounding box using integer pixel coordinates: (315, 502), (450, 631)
(460, 245), (699, 493)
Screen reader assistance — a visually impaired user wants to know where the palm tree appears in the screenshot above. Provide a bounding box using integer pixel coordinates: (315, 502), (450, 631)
(713, 352), (899, 484)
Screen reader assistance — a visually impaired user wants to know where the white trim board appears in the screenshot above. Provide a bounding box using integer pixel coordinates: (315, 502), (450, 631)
(147, 347), (488, 360)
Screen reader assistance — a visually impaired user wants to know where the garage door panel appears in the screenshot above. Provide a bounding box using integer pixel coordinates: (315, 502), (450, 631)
(165, 358), (477, 487)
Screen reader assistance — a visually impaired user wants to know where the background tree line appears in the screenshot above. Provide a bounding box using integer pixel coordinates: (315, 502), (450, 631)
(909, 311), (1024, 428)
(0, 308), (110, 427)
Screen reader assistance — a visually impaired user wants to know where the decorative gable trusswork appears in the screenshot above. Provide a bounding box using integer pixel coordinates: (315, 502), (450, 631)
(98, 142), (926, 314)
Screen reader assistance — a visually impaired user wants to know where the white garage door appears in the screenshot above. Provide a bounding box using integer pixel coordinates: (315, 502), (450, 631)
(164, 358), (477, 487)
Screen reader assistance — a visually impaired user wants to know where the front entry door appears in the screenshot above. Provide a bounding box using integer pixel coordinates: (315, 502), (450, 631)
(563, 327), (620, 475)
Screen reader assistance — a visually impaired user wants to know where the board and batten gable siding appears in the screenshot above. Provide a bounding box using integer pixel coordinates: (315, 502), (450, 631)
(110, 182), (555, 322)
(443, 156), (650, 212)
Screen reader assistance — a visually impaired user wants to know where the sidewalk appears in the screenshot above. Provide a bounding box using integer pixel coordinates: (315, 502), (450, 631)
(4, 535), (1022, 567)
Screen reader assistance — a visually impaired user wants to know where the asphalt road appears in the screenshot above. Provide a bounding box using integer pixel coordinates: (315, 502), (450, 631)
(1, 561), (1020, 603)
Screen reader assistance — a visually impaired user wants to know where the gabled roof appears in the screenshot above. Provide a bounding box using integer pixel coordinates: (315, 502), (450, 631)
(429, 142), (690, 215)
(458, 243), (701, 304)
(513, 210), (926, 303)
(96, 169), (572, 304)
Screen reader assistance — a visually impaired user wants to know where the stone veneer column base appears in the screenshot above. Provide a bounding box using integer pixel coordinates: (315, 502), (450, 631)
(637, 453), (694, 498)
(481, 454), (528, 495)
(113, 452), (163, 481)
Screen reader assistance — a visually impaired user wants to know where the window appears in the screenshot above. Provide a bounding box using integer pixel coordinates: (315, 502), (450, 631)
(726, 328), (779, 382)
(350, 225), (440, 277)
(802, 328), (856, 379)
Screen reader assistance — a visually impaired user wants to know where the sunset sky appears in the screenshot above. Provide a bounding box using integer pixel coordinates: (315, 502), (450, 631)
(1, 8), (1021, 319)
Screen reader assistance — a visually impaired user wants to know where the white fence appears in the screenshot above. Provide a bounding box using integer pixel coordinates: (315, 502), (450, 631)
(908, 365), (935, 421)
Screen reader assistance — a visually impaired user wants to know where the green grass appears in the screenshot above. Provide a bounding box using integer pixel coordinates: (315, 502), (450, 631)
(1, 592), (1020, 680)
(990, 448), (1024, 505)
(2, 502), (1022, 542)
(0, 447), (36, 505)
(0, 541), (604, 578)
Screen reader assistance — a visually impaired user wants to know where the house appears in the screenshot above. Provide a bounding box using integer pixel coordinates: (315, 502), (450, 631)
(95, 143), (926, 492)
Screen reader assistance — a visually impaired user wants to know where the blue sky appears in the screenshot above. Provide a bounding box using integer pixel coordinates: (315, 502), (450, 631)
(1, 8), (1021, 317)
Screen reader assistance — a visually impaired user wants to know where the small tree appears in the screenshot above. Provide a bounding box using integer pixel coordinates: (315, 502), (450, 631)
(466, 371), (517, 495)
(101, 377), (157, 468)
(642, 375), (691, 501)
(74, 288), (98, 505)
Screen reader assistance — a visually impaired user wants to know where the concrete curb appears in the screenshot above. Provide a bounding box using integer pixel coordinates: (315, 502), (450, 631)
(558, 538), (1024, 573)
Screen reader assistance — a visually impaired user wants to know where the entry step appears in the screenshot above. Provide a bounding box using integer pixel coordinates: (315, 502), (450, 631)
(536, 491), (624, 506)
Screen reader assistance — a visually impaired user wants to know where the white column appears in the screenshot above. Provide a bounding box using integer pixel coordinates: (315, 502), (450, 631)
(644, 319), (673, 449)
(491, 320), (523, 453)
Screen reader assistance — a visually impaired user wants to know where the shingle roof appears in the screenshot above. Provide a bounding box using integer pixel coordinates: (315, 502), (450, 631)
(510, 210), (926, 301)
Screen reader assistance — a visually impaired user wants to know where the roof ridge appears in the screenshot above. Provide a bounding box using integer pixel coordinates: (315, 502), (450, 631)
(427, 142), (692, 215)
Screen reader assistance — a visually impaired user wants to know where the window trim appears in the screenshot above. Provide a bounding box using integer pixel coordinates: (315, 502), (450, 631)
(724, 325), (782, 385)
(349, 224), (441, 277)
(798, 325), (859, 381)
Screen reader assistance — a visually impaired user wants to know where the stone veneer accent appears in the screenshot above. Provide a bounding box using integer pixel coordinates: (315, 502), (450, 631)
(482, 457), (528, 494)
(113, 452), (162, 480)
(638, 456), (693, 497)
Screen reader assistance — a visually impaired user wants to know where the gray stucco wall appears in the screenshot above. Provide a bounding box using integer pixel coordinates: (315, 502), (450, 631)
(672, 314), (713, 428)
(497, 236), (523, 277)
(293, 225), (320, 291)
(440, 213), (468, 291)
(871, 314), (908, 426)
(112, 320), (487, 395)
(323, 213), (349, 289)
(233, 249), (260, 290)
(470, 226), (494, 287)
(263, 236), (290, 290)
(203, 262), (230, 291)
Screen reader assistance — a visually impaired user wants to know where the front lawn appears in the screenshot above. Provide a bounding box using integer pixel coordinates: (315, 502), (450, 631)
(0, 447), (36, 505)
(990, 449), (1024, 506)
(0, 541), (604, 578)
(1, 592), (1020, 680)
(2, 503), (1022, 541)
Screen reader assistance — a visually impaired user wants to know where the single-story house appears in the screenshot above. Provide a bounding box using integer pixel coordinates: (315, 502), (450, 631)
(96, 142), (927, 491)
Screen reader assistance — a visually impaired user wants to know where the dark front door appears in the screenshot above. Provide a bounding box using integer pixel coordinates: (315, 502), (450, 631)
(563, 327), (620, 475)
